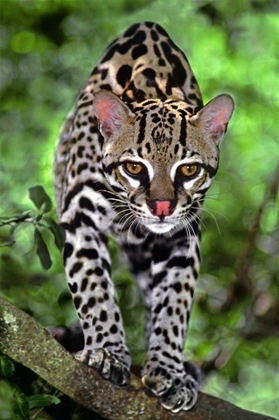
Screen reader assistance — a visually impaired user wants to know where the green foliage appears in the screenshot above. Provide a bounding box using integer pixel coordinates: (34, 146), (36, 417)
(0, 0), (278, 418)
(0, 186), (65, 270)
(27, 394), (60, 410)
(0, 356), (61, 420)
(0, 356), (15, 379)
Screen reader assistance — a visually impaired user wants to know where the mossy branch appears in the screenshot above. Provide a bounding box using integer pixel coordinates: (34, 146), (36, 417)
(0, 297), (273, 420)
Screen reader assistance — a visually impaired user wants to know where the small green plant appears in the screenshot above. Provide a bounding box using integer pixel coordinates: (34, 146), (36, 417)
(0, 355), (60, 420)
(0, 186), (65, 270)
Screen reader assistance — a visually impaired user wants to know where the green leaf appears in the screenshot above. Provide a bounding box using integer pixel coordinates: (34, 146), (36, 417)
(28, 185), (52, 213)
(45, 217), (65, 250)
(34, 228), (52, 270)
(0, 356), (15, 378)
(14, 389), (30, 420)
(0, 239), (16, 247)
(27, 394), (60, 409)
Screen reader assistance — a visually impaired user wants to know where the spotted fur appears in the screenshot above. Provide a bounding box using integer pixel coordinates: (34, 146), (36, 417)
(54, 22), (234, 412)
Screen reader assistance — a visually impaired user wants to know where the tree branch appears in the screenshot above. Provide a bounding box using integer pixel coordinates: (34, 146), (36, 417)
(0, 297), (273, 420)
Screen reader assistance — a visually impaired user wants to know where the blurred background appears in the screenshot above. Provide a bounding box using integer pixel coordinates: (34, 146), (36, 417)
(0, 0), (278, 418)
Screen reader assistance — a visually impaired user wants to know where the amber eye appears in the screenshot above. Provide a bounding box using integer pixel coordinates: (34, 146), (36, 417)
(180, 164), (199, 177)
(124, 162), (144, 176)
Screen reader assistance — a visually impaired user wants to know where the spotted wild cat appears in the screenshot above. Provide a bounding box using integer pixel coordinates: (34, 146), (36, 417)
(54, 22), (234, 412)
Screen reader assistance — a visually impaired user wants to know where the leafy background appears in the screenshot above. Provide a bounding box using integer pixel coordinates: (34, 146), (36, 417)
(0, 0), (278, 418)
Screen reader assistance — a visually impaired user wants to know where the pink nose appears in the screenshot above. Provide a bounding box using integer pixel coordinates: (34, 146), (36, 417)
(147, 200), (175, 217)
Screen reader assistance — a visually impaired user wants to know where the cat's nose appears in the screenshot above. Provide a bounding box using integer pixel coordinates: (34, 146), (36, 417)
(147, 199), (177, 217)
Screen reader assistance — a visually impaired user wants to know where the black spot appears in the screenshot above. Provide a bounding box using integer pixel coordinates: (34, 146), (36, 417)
(123, 23), (141, 37)
(86, 336), (92, 345)
(101, 258), (111, 275)
(142, 67), (156, 82)
(173, 325), (179, 337)
(155, 23), (168, 37)
(96, 333), (103, 343)
(91, 282), (97, 291)
(63, 242), (73, 264)
(77, 146), (85, 158)
(79, 197), (95, 212)
(71, 212), (98, 231)
(110, 324), (118, 334)
(81, 304), (88, 314)
(172, 282), (182, 293)
(95, 267), (104, 276)
(167, 256), (189, 268)
(88, 297), (96, 307)
(116, 64), (132, 88)
(132, 44), (148, 60)
(101, 280), (107, 289)
(96, 325), (103, 331)
(69, 262), (83, 278)
(190, 286), (194, 297)
(163, 296), (169, 307)
(163, 351), (180, 364)
(161, 40), (187, 87)
(76, 248), (99, 259)
(77, 131), (85, 140)
(100, 68), (108, 80)
(152, 270), (167, 288)
(97, 205), (106, 215)
(100, 44), (118, 64)
(154, 327), (161, 335)
(63, 183), (84, 213)
(151, 29), (159, 42)
(100, 310), (107, 322)
(86, 269), (94, 276)
(167, 306), (173, 316)
(99, 83), (112, 91)
(74, 296), (81, 309)
(80, 277), (88, 292)
(115, 312), (120, 322)
(69, 282), (77, 294)
(154, 303), (162, 314)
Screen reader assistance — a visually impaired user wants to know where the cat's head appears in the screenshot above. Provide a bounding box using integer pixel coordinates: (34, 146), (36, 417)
(93, 90), (234, 234)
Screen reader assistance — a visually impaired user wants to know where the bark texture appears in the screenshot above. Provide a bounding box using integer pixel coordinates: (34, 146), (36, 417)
(0, 297), (274, 420)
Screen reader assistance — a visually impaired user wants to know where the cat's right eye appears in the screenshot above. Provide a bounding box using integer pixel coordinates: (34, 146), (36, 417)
(179, 164), (200, 178)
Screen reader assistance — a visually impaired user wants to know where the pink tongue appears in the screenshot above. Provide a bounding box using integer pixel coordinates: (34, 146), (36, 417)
(155, 201), (170, 216)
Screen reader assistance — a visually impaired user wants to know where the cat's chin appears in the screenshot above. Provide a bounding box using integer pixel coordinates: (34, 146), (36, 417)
(145, 221), (176, 235)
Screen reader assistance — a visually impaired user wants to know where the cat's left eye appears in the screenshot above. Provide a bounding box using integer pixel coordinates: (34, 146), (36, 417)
(180, 164), (199, 177)
(124, 162), (144, 176)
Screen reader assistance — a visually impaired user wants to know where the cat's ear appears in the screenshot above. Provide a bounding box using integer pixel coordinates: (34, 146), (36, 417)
(93, 90), (134, 139)
(192, 94), (234, 144)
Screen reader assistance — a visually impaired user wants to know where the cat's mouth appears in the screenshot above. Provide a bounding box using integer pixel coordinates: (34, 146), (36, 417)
(144, 219), (177, 234)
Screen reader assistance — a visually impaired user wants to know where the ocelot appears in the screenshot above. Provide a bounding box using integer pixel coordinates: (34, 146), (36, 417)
(54, 21), (234, 412)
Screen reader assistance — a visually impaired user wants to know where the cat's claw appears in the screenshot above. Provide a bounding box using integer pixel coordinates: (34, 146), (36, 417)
(142, 366), (199, 412)
(75, 348), (130, 386)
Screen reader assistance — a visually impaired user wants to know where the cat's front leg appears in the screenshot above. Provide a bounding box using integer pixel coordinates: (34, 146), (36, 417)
(62, 206), (131, 386)
(142, 234), (201, 412)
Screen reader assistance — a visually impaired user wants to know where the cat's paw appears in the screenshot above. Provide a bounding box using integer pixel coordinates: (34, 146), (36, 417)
(75, 348), (130, 386)
(142, 366), (199, 412)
